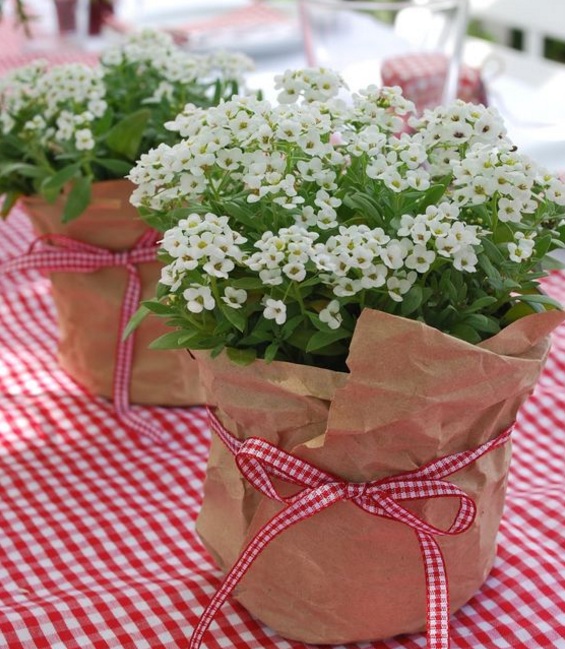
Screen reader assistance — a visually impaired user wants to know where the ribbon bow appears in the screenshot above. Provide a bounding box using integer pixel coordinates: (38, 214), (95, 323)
(190, 408), (512, 649)
(0, 231), (165, 444)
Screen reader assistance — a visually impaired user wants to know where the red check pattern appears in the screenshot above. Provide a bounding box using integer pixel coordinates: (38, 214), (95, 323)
(0, 230), (166, 444)
(1, 205), (565, 649)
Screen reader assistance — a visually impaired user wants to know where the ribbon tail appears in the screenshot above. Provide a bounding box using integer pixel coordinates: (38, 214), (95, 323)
(416, 530), (450, 649)
(113, 263), (167, 444)
(189, 485), (343, 649)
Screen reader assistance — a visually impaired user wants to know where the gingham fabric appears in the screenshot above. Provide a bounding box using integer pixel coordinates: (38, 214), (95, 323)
(0, 18), (97, 71)
(105, 2), (292, 46)
(2, 207), (565, 649)
(0, 47), (97, 72)
(381, 53), (489, 112)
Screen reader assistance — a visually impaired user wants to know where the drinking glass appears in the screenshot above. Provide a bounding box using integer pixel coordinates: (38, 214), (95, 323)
(298, 0), (469, 103)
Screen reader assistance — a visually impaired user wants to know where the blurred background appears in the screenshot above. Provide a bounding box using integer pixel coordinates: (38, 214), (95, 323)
(1, 0), (564, 170)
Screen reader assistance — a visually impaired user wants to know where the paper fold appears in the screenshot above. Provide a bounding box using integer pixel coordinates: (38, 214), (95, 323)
(194, 307), (563, 643)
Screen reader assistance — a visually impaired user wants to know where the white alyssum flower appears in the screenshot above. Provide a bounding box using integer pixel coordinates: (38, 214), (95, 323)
(75, 128), (95, 151)
(263, 298), (287, 325)
(405, 244), (436, 274)
(507, 232), (536, 263)
(387, 271), (417, 302)
(183, 285), (215, 313)
(319, 300), (343, 330)
(222, 287), (248, 309)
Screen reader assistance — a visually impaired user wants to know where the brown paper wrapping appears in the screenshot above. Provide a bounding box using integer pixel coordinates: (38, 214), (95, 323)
(194, 307), (564, 644)
(21, 179), (203, 406)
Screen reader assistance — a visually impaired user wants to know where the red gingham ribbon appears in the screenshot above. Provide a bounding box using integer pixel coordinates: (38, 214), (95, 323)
(0, 231), (166, 444)
(190, 408), (513, 649)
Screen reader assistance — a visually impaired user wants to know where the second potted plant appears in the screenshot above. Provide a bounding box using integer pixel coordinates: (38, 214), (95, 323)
(0, 30), (255, 438)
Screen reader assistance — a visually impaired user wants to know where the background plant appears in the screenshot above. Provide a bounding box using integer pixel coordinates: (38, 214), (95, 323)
(0, 29), (254, 220)
(128, 68), (565, 371)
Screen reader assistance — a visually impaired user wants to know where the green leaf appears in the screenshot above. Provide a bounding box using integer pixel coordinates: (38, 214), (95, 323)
(264, 341), (279, 363)
(221, 305), (246, 332)
(40, 164), (81, 202)
(477, 252), (502, 285)
(281, 314), (306, 338)
(342, 193), (383, 222)
(92, 107), (113, 136)
(450, 323), (481, 344)
(230, 277), (266, 290)
(0, 162), (46, 179)
(464, 313), (500, 334)
(123, 304), (151, 339)
(223, 201), (261, 230)
(156, 282), (171, 299)
(466, 295), (499, 313)
(535, 232), (553, 258)
(1, 191), (21, 218)
(400, 285), (424, 316)
(149, 331), (198, 350)
(105, 109), (151, 160)
(212, 78), (223, 105)
(62, 176), (92, 223)
(306, 312), (327, 331)
(138, 301), (172, 316)
(440, 269), (461, 305)
(94, 158), (134, 177)
(516, 293), (562, 310)
(226, 347), (257, 365)
(306, 329), (350, 353)
(501, 301), (537, 325)
(481, 237), (507, 265)
(417, 183), (447, 210)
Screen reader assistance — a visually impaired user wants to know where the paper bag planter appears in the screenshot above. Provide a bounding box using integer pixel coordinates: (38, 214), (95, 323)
(19, 179), (203, 407)
(124, 69), (565, 643)
(192, 307), (563, 645)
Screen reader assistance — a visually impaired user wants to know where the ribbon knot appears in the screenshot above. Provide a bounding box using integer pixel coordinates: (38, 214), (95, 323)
(344, 481), (366, 500)
(189, 408), (513, 649)
(111, 250), (134, 268)
(0, 228), (166, 444)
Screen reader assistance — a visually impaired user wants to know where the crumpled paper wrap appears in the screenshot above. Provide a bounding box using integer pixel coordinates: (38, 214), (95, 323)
(21, 179), (203, 406)
(194, 307), (564, 644)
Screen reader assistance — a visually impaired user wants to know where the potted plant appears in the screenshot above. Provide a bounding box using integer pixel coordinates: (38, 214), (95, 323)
(0, 30), (254, 434)
(128, 68), (565, 644)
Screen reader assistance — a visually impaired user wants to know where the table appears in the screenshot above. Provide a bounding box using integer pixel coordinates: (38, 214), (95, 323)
(2, 210), (565, 649)
(1, 15), (565, 649)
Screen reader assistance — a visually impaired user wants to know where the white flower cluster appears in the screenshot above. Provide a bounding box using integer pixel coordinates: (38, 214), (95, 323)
(160, 212), (247, 296)
(0, 61), (105, 150)
(129, 92), (350, 212)
(101, 29), (254, 100)
(128, 72), (565, 336)
(274, 67), (346, 104)
(0, 29), (254, 166)
(157, 200), (483, 325)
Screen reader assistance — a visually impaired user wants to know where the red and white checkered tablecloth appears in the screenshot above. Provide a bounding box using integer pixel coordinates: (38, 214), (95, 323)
(1, 20), (565, 641)
(1, 205), (565, 649)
